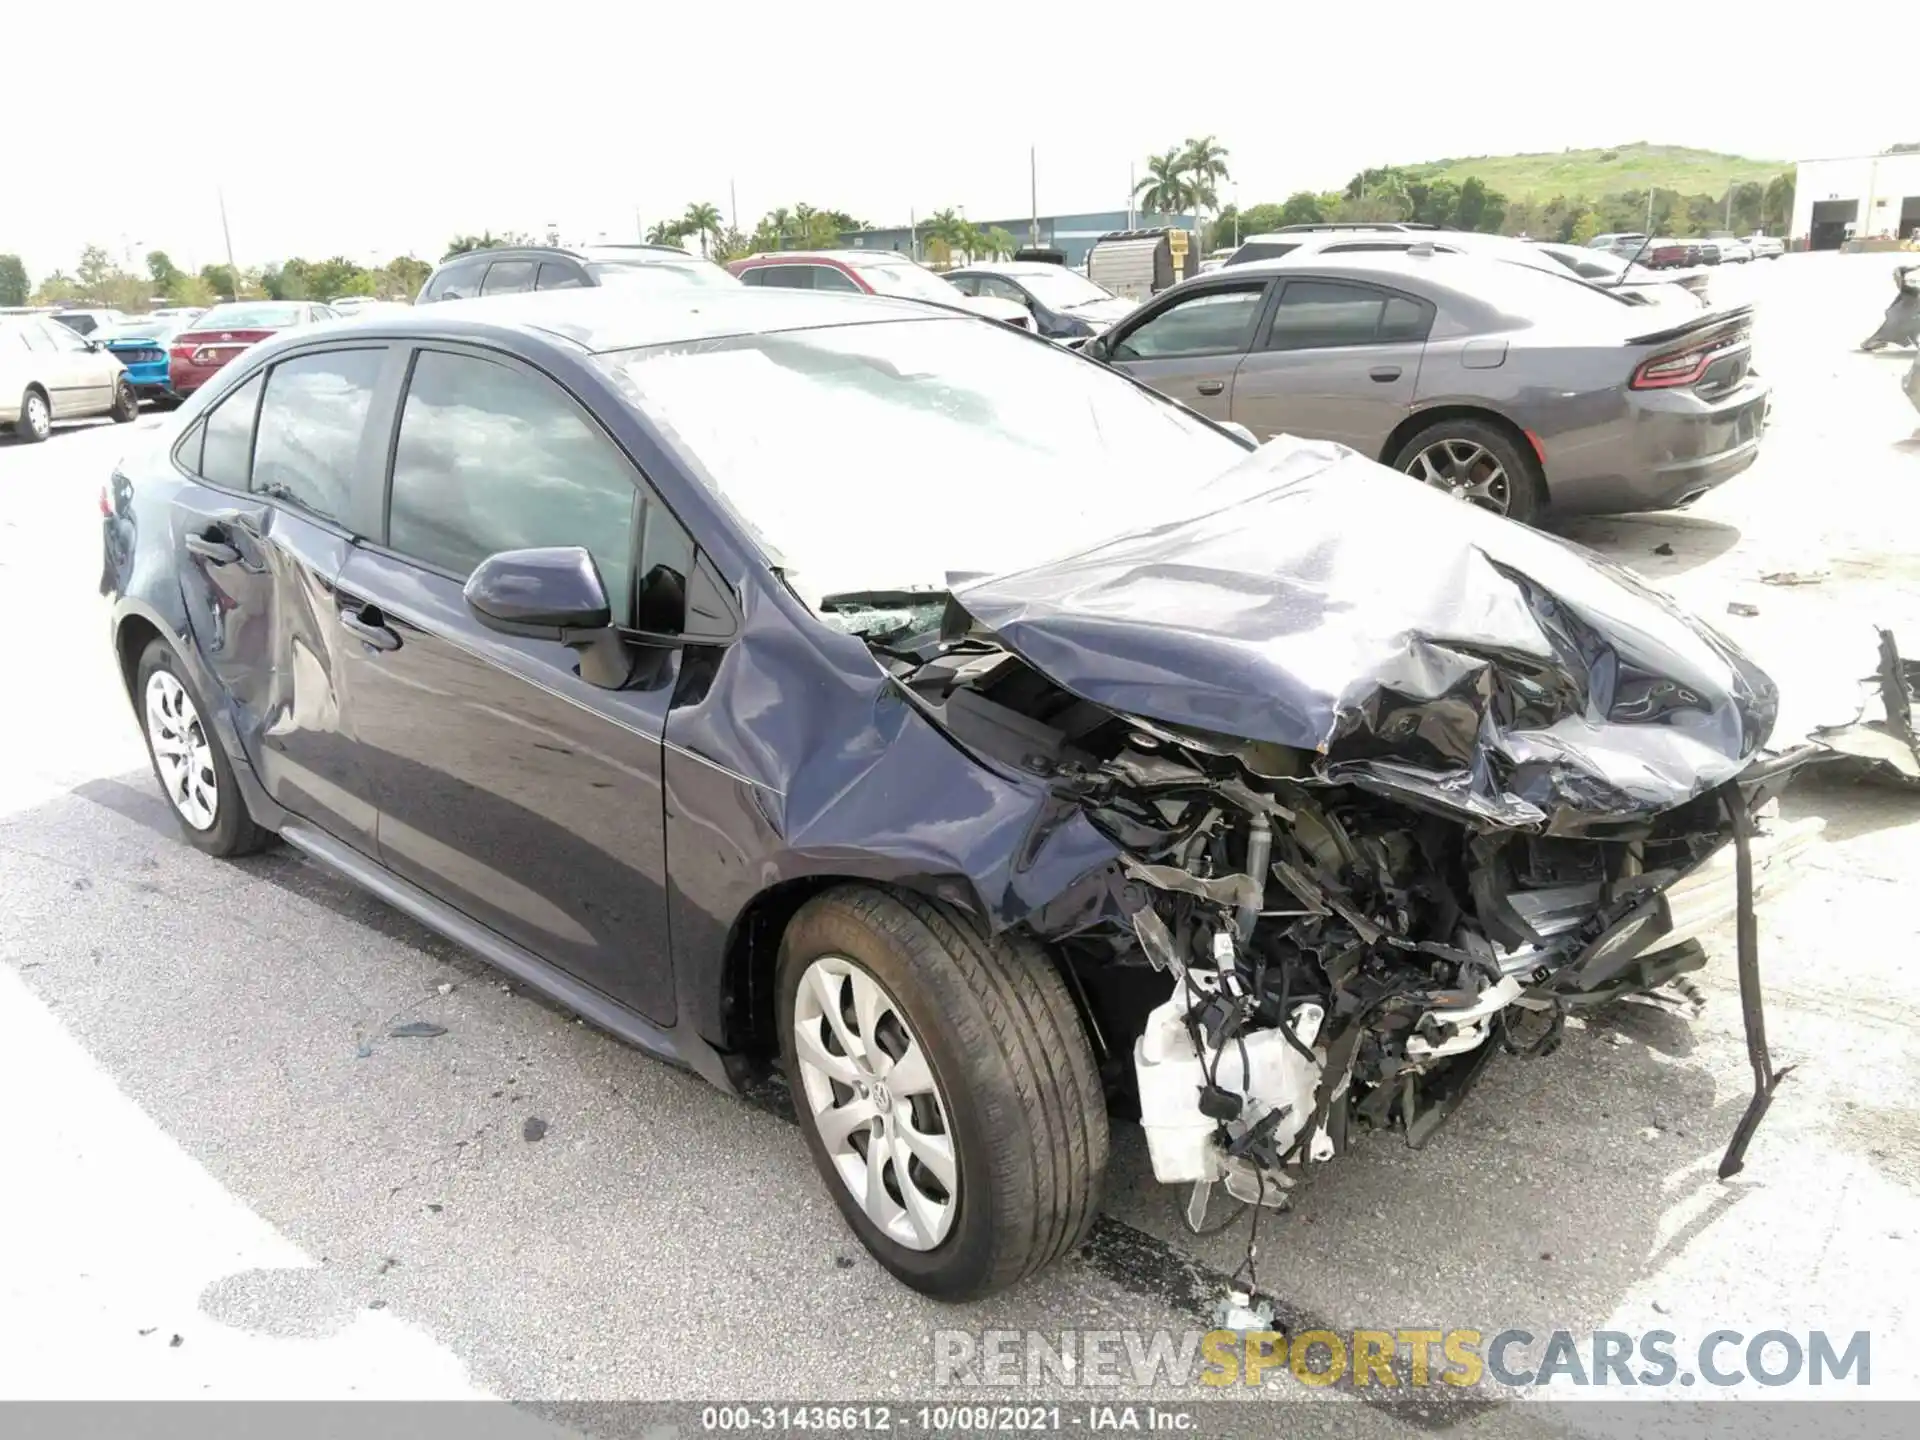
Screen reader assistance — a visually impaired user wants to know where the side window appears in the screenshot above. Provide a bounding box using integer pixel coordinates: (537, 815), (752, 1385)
(54, 314), (95, 337)
(1378, 294), (1434, 343)
(735, 266), (767, 287)
(20, 323), (54, 353)
(427, 262), (483, 302)
(386, 350), (640, 620)
(42, 319), (89, 351)
(811, 266), (861, 293)
(634, 495), (695, 635)
(250, 349), (385, 524)
(945, 275), (979, 296)
(481, 260), (536, 296)
(536, 261), (587, 291)
(1112, 285), (1266, 360)
(199, 372), (264, 489)
(752, 265), (814, 290)
(1264, 281), (1392, 351)
(978, 276), (1028, 304)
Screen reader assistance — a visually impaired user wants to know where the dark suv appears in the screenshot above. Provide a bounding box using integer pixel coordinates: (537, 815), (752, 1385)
(416, 244), (737, 302)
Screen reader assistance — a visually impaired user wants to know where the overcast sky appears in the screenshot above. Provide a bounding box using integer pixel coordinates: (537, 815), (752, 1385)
(6, 0), (1909, 281)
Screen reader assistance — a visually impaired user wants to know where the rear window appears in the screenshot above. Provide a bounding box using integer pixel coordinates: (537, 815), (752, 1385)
(588, 260), (737, 290)
(1225, 241), (1300, 266)
(195, 303), (303, 329)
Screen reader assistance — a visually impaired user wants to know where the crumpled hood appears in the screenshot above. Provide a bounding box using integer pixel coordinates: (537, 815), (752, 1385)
(951, 440), (1778, 832)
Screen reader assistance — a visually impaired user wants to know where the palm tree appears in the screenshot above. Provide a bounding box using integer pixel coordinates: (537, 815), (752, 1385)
(1179, 135), (1231, 245)
(919, 208), (967, 267)
(644, 220), (684, 246)
(767, 207), (793, 248)
(682, 202), (723, 257)
(982, 227), (1019, 261)
(1133, 151), (1192, 222)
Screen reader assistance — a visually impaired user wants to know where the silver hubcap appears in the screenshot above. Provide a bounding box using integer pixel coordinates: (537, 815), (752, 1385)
(145, 671), (218, 830)
(793, 956), (958, 1250)
(25, 395), (48, 437)
(1407, 438), (1510, 514)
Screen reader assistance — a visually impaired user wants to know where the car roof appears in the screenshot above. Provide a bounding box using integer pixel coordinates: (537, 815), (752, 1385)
(434, 243), (698, 267)
(737, 250), (915, 267)
(950, 261), (1069, 277)
(296, 287), (952, 355)
(1191, 247), (1637, 309)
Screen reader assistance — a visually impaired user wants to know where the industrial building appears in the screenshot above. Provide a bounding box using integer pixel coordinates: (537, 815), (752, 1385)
(1792, 148), (1920, 249)
(836, 209), (1196, 266)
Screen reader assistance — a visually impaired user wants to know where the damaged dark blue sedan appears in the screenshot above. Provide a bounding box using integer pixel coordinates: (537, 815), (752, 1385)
(101, 289), (1822, 1300)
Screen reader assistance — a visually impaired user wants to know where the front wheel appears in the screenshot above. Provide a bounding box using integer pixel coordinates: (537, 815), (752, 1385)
(778, 885), (1106, 1300)
(109, 378), (138, 423)
(1392, 417), (1544, 524)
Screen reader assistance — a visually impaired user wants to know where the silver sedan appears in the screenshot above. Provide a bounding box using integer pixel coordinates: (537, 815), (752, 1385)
(1080, 249), (1770, 523)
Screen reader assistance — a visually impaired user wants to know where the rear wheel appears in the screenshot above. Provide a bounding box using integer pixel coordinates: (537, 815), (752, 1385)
(1393, 417), (1544, 524)
(109, 377), (138, 423)
(14, 388), (50, 443)
(777, 885), (1106, 1300)
(134, 638), (272, 857)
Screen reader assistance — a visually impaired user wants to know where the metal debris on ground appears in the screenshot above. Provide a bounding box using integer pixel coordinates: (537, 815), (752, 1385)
(1810, 628), (1920, 787)
(1653, 543), (1675, 556)
(1760, 570), (1830, 587)
(1727, 602), (1760, 617)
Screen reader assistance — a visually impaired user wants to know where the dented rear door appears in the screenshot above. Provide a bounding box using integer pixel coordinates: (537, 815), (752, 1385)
(169, 345), (400, 852)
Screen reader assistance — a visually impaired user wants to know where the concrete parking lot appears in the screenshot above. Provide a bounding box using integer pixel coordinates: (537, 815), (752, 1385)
(2, 255), (1918, 1427)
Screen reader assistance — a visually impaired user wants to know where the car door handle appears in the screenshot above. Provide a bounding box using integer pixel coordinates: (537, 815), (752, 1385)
(339, 603), (401, 652)
(185, 531), (242, 566)
(1369, 365), (1403, 383)
(1195, 379), (1225, 396)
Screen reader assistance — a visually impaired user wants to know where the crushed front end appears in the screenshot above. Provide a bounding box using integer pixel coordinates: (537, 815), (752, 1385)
(857, 444), (1826, 1215)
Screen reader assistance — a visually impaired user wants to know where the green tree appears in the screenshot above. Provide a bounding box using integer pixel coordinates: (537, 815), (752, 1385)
(383, 255), (432, 298)
(444, 231), (510, 255)
(1455, 176), (1506, 233)
(0, 254), (27, 307)
(1179, 134), (1230, 238)
(1278, 192), (1327, 227)
(200, 263), (239, 299)
(644, 220), (687, 246)
(681, 202), (723, 257)
(709, 227), (754, 263)
(147, 250), (183, 294)
(1336, 194), (1410, 223)
(1569, 210), (1602, 245)
(76, 244), (116, 297)
(765, 207), (793, 247)
(1133, 149), (1193, 219)
(1762, 172), (1793, 234)
(920, 208), (966, 266)
(31, 271), (81, 304)
(167, 273), (217, 307)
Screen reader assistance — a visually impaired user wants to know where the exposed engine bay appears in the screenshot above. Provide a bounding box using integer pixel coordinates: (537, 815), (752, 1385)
(823, 443), (1830, 1227)
(877, 632), (1813, 1219)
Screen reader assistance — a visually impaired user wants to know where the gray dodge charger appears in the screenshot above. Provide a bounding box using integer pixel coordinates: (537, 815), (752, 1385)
(1082, 248), (1770, 524)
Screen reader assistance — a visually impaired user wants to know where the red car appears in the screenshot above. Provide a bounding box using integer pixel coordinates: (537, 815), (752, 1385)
(168, 301), (338, 398)
(725, 251), (1034, 331)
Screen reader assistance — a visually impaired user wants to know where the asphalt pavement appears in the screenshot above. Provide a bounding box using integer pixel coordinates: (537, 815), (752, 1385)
(2, 255), (1917, 1429)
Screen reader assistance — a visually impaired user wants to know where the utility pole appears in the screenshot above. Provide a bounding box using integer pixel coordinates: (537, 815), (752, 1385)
(635, 207), (643, 242)
(1128, 161), (1136, 230)
(1029, 146), (1038, 248)
(909, 207), (917, 263)
(1644, 186), (1655, 234)
(730, 179), (738, 235)
(217, 187), (238, 295)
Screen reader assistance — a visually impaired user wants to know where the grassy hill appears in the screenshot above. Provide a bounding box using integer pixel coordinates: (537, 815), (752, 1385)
(1403, 143), (1786, 200)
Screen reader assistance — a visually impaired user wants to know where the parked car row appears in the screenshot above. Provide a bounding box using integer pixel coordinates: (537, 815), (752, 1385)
(1, 312), (140, 440)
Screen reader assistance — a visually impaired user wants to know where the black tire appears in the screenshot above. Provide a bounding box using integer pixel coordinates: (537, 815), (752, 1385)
(133, 637), (273, 858)
(14, 387), (51, 443)
(1391, 416), (1545, 525)
(109, 378), (139, 423)
(777, 885), (1106, 1301)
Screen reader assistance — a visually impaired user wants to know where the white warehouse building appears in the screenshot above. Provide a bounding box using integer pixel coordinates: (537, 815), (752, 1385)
(1792, 148), (1920, 249)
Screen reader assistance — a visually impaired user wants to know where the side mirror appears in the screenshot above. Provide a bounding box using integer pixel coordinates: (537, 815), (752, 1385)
(1081, 333), (1111, 362)
(464, 546), (611, 639)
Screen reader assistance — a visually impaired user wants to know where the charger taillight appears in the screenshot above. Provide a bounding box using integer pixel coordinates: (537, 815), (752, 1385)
(1631, 332), (1749, 391)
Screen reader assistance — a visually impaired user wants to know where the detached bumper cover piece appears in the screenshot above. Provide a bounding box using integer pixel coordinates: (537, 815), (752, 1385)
(954, 440), (1777, 834)
(1812, 628), (1920, 786)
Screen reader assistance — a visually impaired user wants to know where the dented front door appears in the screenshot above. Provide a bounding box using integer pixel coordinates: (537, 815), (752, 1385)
(172, 486), (374, 851)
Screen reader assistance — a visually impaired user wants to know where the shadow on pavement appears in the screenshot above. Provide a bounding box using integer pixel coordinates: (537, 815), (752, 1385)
(1553, 511), (1744, 577)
